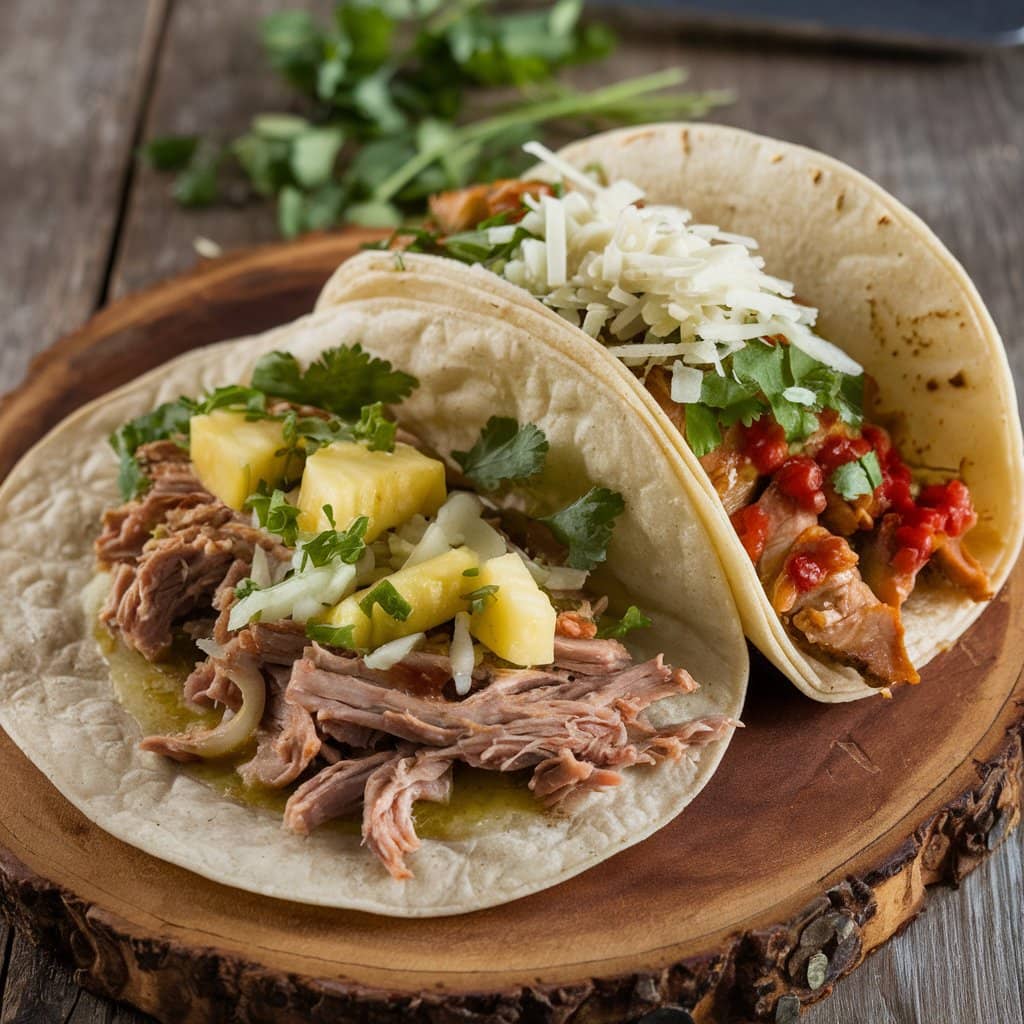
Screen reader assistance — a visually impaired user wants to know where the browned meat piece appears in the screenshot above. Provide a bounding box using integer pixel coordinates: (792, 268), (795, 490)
(772, 526), (918, 686)
(858, 514), (919, 608)
(362, 752), (454, 880)
(284, 750), (397, 836)
(428, 179), (553, 233)
(239, 668), (321, 789)
(932, 535), (993, 602)
(821, 486), (875, 537)
(552, 634), (632, 675)
(645, 368), (758, 515)
(754, 482), (821, 583)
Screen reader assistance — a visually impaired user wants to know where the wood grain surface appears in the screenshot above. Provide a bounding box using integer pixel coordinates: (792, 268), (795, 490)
(0, 2), (1022, 1021)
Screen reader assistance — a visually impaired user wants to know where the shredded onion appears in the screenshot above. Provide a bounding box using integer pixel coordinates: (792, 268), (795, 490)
(364, 632), (425, 671)
(450, 612), (475, 696)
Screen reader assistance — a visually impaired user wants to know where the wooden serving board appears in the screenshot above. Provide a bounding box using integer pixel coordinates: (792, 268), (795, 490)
(0, 232), (1020, 1024)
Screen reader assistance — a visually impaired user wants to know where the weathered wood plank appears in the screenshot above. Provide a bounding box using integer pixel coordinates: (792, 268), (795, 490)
(0, 0), (165, 389)
(109, 0), (333, 298)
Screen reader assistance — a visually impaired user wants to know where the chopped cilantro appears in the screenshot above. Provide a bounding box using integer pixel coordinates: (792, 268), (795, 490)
(300, 510), (369, 569)
(462, 567), (480, 577)
(108, 400), (194, 500)
(831, 451), (883, 500)
(541, 487), (625, 570)
(596, 605), (653, 639)
(462, 584), (500, 615)
(251, 344), (417, 419)
(234, 578), (261, 601)
(680, 340), (865, 456)
(352, 401), (397, 451)
(359, 579), (412, 621)
(683, 402), (722, 458)
(306, 622), (356, 648)
(245, 485), (301, 546)
(452, 417), (550, 491)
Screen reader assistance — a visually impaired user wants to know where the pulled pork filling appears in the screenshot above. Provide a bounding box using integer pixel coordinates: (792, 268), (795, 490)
(414, 173), (994, 688)
(96, 437), (731, 881)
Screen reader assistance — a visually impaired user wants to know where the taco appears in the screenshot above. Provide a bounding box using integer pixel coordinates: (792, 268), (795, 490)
(0, 296), (747, 916)
(317, 123), (1024, 703)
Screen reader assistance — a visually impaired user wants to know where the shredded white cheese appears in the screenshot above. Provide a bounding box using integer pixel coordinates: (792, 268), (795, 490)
(509, 142), (863, 379)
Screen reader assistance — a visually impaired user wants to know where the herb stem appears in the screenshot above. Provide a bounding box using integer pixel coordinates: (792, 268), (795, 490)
(373, 67), (689, 202)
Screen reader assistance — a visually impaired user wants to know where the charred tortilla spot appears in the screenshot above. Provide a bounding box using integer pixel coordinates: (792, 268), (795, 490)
(836, 192), (846, 211)
(949, 371), (967, 388)
(812, 168), (823, 184)
(926, 379), (939, 391)
(680, 128), (691, 155)
(771, 153), (784, 164)
(878, 214), (892, 226)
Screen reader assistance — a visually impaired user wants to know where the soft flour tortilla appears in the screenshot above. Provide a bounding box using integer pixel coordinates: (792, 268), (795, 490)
(0, 298), (748, 916)
(317, 122), (1024, 703)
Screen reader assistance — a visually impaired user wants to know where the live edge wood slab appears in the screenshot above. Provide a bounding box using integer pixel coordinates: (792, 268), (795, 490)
(0, 232), (1020, 1024)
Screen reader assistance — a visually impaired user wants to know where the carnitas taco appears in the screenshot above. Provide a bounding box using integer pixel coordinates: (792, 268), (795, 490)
(0, 296), (747, 916)
(318, 123), (1024, 703)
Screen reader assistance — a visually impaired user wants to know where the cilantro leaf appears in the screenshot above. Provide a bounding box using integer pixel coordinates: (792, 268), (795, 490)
(306, 622), (357, 649)
(352, 401), (397, 452)
(234, 578), (261, 601)
(108, 400), (194, 500)
(245, 486), (301, 546)
(462, 584), (500, 615)
(359, 579), (412, 621)
(596, 605), (653, 639)
(300, 512), (369, 569)
(831, 451), (883, 500)
(541, 487), (625, 570)
(251, 345), (417, 419)
(452, 417), (550, 491)
(683, 403), (723, 458)
(195, 385), (268, 416)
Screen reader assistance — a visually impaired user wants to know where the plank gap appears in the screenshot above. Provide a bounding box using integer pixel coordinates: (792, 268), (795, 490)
(94, 0), (176, 312)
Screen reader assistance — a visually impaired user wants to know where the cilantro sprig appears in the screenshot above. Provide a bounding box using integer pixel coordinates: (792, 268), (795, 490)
(541, 487), (625, 571)
(596, 605), (653, 640)
(684, 342), (864, 458)
(252, 345), (416, 419)
(831, 451), (883, 500)
(139, 2), (730, 237)
(245, 485), (302, 546)
(299, 509), (369, 569)
(453, 416), (549, 491)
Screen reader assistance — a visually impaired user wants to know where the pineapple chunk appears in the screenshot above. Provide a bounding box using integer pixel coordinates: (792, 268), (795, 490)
(297, 441), (446, 540)
(190, 410), (290, 510)
(317, 546), (479, 649)
(470, 553), (556, 667)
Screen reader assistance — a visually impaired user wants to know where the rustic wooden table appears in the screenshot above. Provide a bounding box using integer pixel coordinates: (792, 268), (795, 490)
(1, 2), (1021, 1021)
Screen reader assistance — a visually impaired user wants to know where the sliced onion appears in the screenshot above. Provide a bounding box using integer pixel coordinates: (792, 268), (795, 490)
(151, 660), (266, 759)
(363, 632), (425, 671)
(450, 612), (474, 697)
(249, 545), (272, 589)
(670, 361), (703, 404)
(228, 562), (356, 631)
(544, 566), (589, 591)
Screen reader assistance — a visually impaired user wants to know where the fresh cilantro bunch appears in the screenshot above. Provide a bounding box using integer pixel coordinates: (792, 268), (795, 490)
(683, 342), (864, 458)
(109, 344), (417, 500)
(140, 1), (731, 236)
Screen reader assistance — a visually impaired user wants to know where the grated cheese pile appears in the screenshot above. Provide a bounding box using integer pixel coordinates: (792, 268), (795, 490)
(499, 142), (862, 379)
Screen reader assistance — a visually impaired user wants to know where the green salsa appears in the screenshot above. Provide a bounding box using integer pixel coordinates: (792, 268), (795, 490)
(95, 617), (541, 839)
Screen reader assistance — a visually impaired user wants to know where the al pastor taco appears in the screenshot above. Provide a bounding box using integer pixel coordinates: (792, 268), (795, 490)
(0, 296), (747, 915)
(318, 123), (1024, 703)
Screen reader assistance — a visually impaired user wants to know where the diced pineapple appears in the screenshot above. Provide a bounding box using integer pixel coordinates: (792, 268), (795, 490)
(190, 410), (290, 510)
(317, 546), (479, 649)
(470, 553), (556, 667)
(297, 441), (447, 540)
